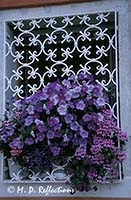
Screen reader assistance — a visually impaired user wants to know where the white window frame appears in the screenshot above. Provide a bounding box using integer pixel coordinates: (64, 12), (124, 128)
(0, 0), (131, 197)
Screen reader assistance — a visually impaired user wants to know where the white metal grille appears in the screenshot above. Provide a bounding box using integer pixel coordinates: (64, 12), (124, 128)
(4, 11), (120, 182)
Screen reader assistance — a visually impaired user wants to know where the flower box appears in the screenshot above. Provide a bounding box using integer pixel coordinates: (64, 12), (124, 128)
(0, 72), (127, 191)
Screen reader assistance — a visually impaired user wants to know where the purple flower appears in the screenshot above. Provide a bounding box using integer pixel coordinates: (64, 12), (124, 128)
(79, 138), (87, 146)
(86, 84), (94, 93)
(54, 131), (62, 138)
(78, 72), (86, 80)
(93, 85), (103, 97)
(80, 129), (88, 139)
(62, 79), (71, 88)
(25, 95), (33, 104)
(41, 88), (48, 100)
(6, 128), (14, 136)
(118, 131), (128, 141)
(91, 145), (101, 154)
(48, 117), (59, 127)
(53, 123), (62, 131)
(57, 103), (67, 115)
(81, 85), (88, 93)
(75, 146), (87, 159)
(96, 97), (106, 107)
(25, 116), (33, 126)
(72, 86), (81, 93)
(46, 130), (54, 139)
(26, 105), (34, 114)
(92, 154), (104, 165)
(82, 114), (92, 122)
(55, 83), (61, 92)
(64, 114), (74, 124)
(9, 137), (23, 149)
(70, 121), (80, 131)
(25, 137), (34, 145)
(87, 122), (96, 131)
(14, 99), (24, 110)
(35, 103), (43, 112)
(47, 84), (55, 95)
(68, 102), (75, 109)
(32, 113), (40, 120)
(50, 144), (61, 156)
(50, 95), (59, 105)
(103, 109), (112, 117)
(72, 137), (80, 145)
(32, 90), (42, 104)
(92, 112), (99, 123)
(47, 101), (54, 110)
(71, 91), (80, 98)
(86, 73), (94, 82)
(88, 168), (98, 179)
(102, 139), (114, 147)
(76, 100), (86, 110)
(97, 113), (104, 122)
(58, 92), (66, 101)
(36, 132), (45, 142)
(65, 91), (72, 101)
(35, 119), (46, 133)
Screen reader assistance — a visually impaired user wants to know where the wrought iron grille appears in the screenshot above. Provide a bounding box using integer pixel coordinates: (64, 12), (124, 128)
(4, 11), (120, 182)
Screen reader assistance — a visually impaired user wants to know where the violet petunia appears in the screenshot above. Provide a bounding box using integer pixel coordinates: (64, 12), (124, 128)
(25, 137), (34, 145)
(92, 85), (103, 97)
(9, 137), (23, 149)
(14, 99), (24, 111)
(50, 95), (59, 106)
(76, 100), (86, 110)
(72, 137), (80, 145)
(95, 97), (106, 107)
(35, 119), (46, 133)
(36, 132), (45, 142)
(70, 121), (80, 131)
(80, 129), (88, 139)
(46, 130), (55, 139)
(6, 128), (14, 136)
(50, 145), (61, 156)
(35, 103), (43, 112)
(48, 117), (59, 127)
(82, 114), (92, 122)
(25, 116), (33, 126)
(47, 101), (54, 110)
(64, 114), (74, 124)
(57, 103), (67, 115)
(26, 105), (34, 115)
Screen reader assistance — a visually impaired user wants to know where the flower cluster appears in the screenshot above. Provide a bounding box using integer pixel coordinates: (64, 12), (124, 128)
(0, 72), (127, 191)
